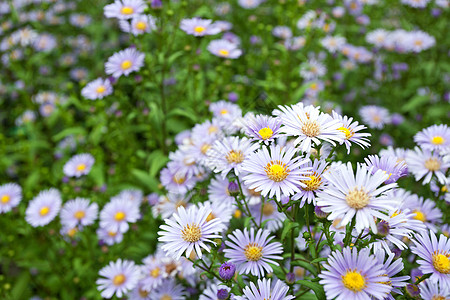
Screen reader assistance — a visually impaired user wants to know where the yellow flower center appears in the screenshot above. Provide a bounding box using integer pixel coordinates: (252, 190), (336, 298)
(74, 210), (85, 219)
(96, 85), (106, 94)
(120, 6), (134, 15)
(342, 270), (366, 292)
(150, 267), (160, 278)
(234, 209), (242, 218)
(40, 206), (50, 216)
(173, 174), (186, 184)
(425, 158), (440, 171)
(338, 126), (354, 139)
(431, 136), (445, 145)
(206, 212), (216, 222)
(258, 127), (273, 140)
(301, 174), (322, 191)
(114, 211), (126, 221)
(432, 296), (445, 300)
(175, 201), (187, 209)
(76, 163), (86, 171)
(442, 186), (448, 193)
(265, 161), (289, 182)
(68, 227), (78, 237)
(121, 60), (132, 70)
(414, 40), (423, 46)
(226, 150), (244, 164)
(200, 143), (211, 154)
(220, 109), (228, 115)
(295, 266), (305, 278)
(139, 288), (149, 298)
(218, 49), (230, 57)
(1, 195), (10, 204)
(432, 253), (450, 274)
(113, 274), (126, 286)
(310, 83), (318, 90)
(108, 231), (117, 237)
(194, 26), (205, 33)
(244, 243), (263, 261)
(161, 295), (172, 300)
(135, 21), (147, 30)
(413, 210), (426, 222)
(208, 126), (218, 134)
(345, 187), (370, 209)
(262, 203), (274, 216)
(301, 120), (321, 137)
(181, 224), (201, 243)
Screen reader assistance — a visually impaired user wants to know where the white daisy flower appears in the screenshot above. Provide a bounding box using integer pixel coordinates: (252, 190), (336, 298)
(25, 188), (62, 227)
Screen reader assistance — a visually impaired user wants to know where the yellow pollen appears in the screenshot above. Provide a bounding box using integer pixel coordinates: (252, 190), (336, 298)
(175, 201), (187, 209)
(68, 227), (78, 237)
(74, 210), (85, 219)
(234, 209), (242, 218)
(40, 206), (50, 216)
(206, 212), (216, 222)
(76, 163), (86, 171)
(424, 158), (440, 171)
(226, 150), (244, 164)
(150, 267), (160, 278)
(120, 6), (134, 15)
(114, 211), (126, 221)
(200, 143), (211, 154)
(244, 243), (263, 261)
(194, 26), (205, 33)
(301, 120), (321, 137)
(332, 219), (345, 230)
(262, 203), (274, 216)
(431, 136), (445, 145)
(1, 195), (10, 204)
(350, 2), (357, 9)
(173, 174), (186, 184)
(342, 270), (366, 292)
(310, 83), (318, 90)
(208, 126), (218, 134)
(181, 224), (201, 243)
(377, 273), (392, 286)
(218, 49), (230, 56)
(265, 161), (289, 182)
(442, 186), (448, 193)
(139, 288), (149, 298)
(414, 40), (423, 46)
(121, 60), (132, 70)
(432, 253), (450, 274)
(108, 231), (117, 237)
(258, 127), (273, 140)
(113, 274), (126, 286)
(161, 295), (172, 300)
(413, 210), (426, 222)
(220, 109), (229, 115)
(432, 296), (445, 300)
(135, 21), (147, 30)
(345, 187), (370, 209)
(96, 85), (106, 94)
(295, 266), (305, 277)
(372, 115), (381, 122)
(391, 210), (401, 218)
(338, 126), (354, 139)
(301, 174), (322, 191)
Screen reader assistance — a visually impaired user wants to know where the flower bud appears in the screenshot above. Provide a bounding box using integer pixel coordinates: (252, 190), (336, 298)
(286, 272), (295, 284)
(219, 262), (236, 280)
(217, 289), (229, 300)
(314, 206), (328, 219)
(376, 220), (390, 237)
(227, 182), (239, 197)
(405, 284), (420, 298)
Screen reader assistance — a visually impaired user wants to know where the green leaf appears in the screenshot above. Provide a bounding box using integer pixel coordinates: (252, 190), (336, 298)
(281, 220), (299, 240)
(11, 272), (30, 300)
(310, 257), (328, 264)
(401, 95), (430, 112)
(296, 280), (326, 300)
(53, 127), (87, 142)
(291, 260), (318, 276)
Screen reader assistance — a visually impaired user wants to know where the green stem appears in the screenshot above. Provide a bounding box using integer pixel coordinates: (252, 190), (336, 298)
(343, 218), (356, 247)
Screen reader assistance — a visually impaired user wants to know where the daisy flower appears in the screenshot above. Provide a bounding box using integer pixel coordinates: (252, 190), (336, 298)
(197, 201), (233, 226)
(319, 247), (392, 300)
(60, 198), (98, 228)
(406, 147), (449, 185)
(419, 279), (450, 300)
(277, 104), (344, 153)
(359, 105), (391, 129)
(366, 29), (389, 48)
(96, 259), (141, 298)
(414, 124), (450, 152)
(244, 114), (282, 144)
(299, 59), (327, 80)
(320, 35), (347, 53)
(81, 78), (113, 100)
(208, 177), (234, 205)
(179, 18), (220, 36)
(209, 101), (242, 128)
(150, 279), (186, 300)
(316, 162), (397, 234)
(411, 230), (450, 286)
(365, 154), (407, 184)
(401, 0), (430, 8)
(241, 144), (311, 201)
(292, 159), (328, 207)
(104, 0), (146, 20)
(105, 47), (145, 78)
(401, 195), (442, 232)
(284, 36), (306, 50)
(63, 153), (95, 177)
(127, 281), (151, 300)
(272, 26), (292, 39)
(207, 39), (242, 59)
(119, 15), (156, 36)
(152, 193), (191, 219)
(158, 205), (224, 260)
(160, 163), (197, 194)
(374, 249), (410, 298)
(25, 188), (62, 227)
(332, 111), (371, 154)
(206, 136), (259, 178)
(238, 0), (263, 9)
(139, 256), (164, 291)
(96, 227), (124, 245)
(224, 228), (283, 277)
(0, 183), (22, 213)
(234, 278), (294, 300)
(99, 198), (140, 233)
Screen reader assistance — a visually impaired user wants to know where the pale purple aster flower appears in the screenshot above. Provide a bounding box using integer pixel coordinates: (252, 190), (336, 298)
(150, 279), (186, 300)
(208, 177), (234, 205)
(96, 259), (141, 299)
(238, 0), (263, 9)
(81, 78), (113, 100)
(374, 249), (410, 299)
(152, 193), (191, 219)
(284, 36), (306, 50)
(63, 153), (95, 177)
(401, 194), (442, 232)
(419, 279), (449, 300)
(39, 103), (56, 117)
(160, 163), (197, 194)
(25, 188), (62, 227)
(119, 15), (156, 35)
(234, 278), (294, 300)
(272, 26), (292, 39)
(411, 230), (450, 286)
(366, 29), (389, 47)
(405, 30), (435, 52)
(197, 201), (233, 226)
(359, 105), (391, 129)
(206, 136), (259, 178)
(365, 154), (407, 184)
(105, 47), (145, 78)
(244, 115), (282, 144)
(292, 159), (329, 207)
(32, 33), (57, 52)
(207, 39), (242, 59)
(321, 35), (347, 53)
(277, 103), (344, 153)
(15, 110), (36, 126)
(0, 183), (22, 213)
(139, 256), (164, 291)
(191, 119), (224, 143)
(158, 205), (224, 260)
(60, 198), (98, 228)
(127, 281), (151, 300)
(210, 101), (242, 122)
(299, 59), (327, 80)
(113, 189), (143, 204)
(406, 147), (449, 185)
(99, 198), (140, 233)
(332, 111), (371, 154)
(104, 0), (146, 20)
(316, 162), (397, 234)
(319, 247), (392, 300)
(224, 228), (283, 277)
(179, 18), (220, 36)
(96, 227), (124, 245)
(414, 124), (450, 152)
(241, 144), (311, 201)
(401, 0), (431, 8)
